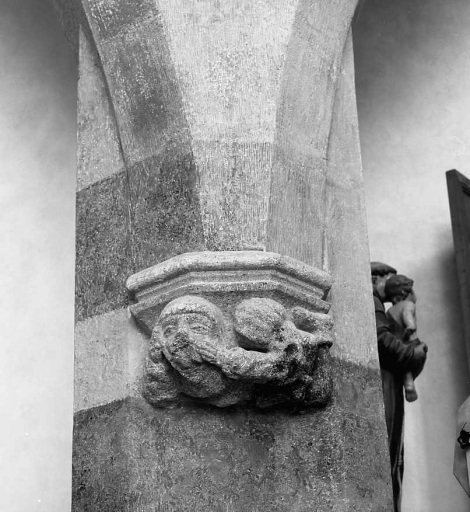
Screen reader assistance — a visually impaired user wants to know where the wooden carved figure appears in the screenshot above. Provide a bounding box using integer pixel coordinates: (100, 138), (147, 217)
(385, 275), (419, 402)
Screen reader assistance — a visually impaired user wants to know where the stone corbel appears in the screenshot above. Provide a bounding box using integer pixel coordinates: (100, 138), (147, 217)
(126, 251), (334, 409)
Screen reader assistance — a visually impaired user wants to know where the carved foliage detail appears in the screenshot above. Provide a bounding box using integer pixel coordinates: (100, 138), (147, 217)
(144, 295), (333, 409)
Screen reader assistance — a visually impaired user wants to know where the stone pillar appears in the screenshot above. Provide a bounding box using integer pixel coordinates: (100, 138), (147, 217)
(68, 1), (393, 510)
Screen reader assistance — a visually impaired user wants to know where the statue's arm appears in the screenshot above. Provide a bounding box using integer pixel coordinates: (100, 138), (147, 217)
(226, 348), (289, 382)
(144, 342), (180, 406)
(374, 296), (417, 373)
(291, 307), (333, 336)
(198, 344), (288, 383)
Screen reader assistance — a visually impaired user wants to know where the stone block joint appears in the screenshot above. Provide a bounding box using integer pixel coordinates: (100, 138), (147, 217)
(127, 251), (334, 409)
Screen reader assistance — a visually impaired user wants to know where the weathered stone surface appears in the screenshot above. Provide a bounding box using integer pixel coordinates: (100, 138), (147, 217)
(144, 295), (333, 408)
(74, 308), (147, 412)
(127, 251), (334, 408)
(77, 26), (124, 191)
(127, 251), (332, 334)
(194, 140), (273, 251)
(72, 359), (393, 512)
(128, 251), (332, 299)
(75, 171), (133, 321)
(75, 156), (206, 322)
(78, 0), (361, 255)
(267, 0), (359, 267)
(154, 1), (297, 250)
(83, 2), (190, 165)
(71, 0), (393, 509)
(127, 152), (205, 273)
(324, 31), (379, 367)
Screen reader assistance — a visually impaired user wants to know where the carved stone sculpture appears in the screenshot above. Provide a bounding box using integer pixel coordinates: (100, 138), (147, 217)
(127, 251), (334, 409)
(145, 295), (247, 408)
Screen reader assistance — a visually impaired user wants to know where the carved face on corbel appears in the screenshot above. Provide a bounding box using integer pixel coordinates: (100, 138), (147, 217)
(154, 296), (233, 365)
(149, 296), (243, 403)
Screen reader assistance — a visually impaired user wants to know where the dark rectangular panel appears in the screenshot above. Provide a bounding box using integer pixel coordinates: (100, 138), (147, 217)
(446, 169), (470, 371)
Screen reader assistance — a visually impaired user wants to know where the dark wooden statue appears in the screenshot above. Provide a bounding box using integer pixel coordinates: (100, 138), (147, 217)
(385, 275), (420, 403)
(371, 262), (428, 512)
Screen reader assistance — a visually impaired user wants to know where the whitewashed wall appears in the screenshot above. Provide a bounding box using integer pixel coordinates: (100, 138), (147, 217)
(354, 1), (470, 510)
(0, 1), (76, 511)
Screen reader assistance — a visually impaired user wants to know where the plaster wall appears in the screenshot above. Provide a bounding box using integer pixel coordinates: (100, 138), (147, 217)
(354, 1), (470, 511)
(0, 1), (76, 511)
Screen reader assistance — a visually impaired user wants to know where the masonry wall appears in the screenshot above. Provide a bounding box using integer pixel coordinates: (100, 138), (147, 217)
(69, 2), (394, 510)
(354, 1), (470, 511)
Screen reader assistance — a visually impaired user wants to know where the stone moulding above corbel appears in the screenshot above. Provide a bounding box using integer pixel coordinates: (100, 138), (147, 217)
(126, 251), (335, 409)
(126, 251), (332, 334)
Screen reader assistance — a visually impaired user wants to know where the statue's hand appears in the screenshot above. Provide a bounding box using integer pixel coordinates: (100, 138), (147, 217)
(413, 342), (428, 361)
(404, 326), (416, 340)
(295, 323), (333, 349)
(196, 339), (221, 365)
(409, 341), (428, 380)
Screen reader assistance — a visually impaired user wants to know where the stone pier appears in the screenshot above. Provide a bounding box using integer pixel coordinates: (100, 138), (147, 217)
(52, 0), (394, 509)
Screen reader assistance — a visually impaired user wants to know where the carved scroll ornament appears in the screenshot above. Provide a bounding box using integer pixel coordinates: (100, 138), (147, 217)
(127, 251), (334, 409)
